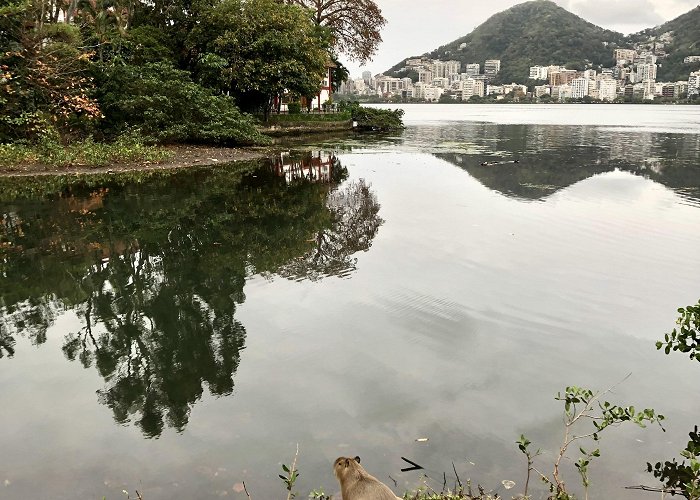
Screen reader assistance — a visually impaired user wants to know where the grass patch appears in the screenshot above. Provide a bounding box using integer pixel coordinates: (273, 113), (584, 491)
(0, 134), (173, 169)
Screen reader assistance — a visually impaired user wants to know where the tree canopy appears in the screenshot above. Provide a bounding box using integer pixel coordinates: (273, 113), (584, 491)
(1, 0), (359, 143)
(191, 0), (332, 115)
(286, 0), (386, 64)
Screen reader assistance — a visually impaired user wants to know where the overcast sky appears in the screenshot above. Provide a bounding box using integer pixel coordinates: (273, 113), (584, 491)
(344, 0), (699, 77)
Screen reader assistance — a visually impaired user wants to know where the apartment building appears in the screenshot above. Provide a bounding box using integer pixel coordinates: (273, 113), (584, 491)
(571, 78), (589, 99)
(464, 63), (480, 77)
(614, 48), (637, 63)
(689, 71), (700, 96)
(432, 60), (461, 79)
(598, 79), (618, 101)
(529, 66), (548, 80)
(418, 69), (433, 84)
(484, 59), (501, 79)
(549, 69), (578, 86)
(637, 63), (657, 82)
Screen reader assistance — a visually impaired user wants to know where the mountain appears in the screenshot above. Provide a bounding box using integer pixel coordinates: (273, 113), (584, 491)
(388, 0), (629, 83)
(630, 6), (700, 82)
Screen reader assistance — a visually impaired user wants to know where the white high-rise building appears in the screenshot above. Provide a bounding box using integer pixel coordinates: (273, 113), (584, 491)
(353, 78), (366, 93)
(637, 63), (657, 82)
(571, 78), (589, 99)
(423, 86), (444, 101)
(598, 79), (617, 101)
(529, 66), (549, 80)
(464, 63), (480, 77)
(459, 78), (485, 99)
(484, 59), (501, 78)
(689, 71), (700, 97)
(642, 79), (656, 100)
(375, 76), (405, 95)
(432, 60), (461, 79)
(534, 85), (550, 97)
(552, 84), (572, 101)
(418, 69), (433, 84)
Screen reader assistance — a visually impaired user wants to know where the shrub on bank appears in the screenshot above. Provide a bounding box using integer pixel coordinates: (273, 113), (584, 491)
(96, 63), (271, 146)
(341, 103), (405, 131)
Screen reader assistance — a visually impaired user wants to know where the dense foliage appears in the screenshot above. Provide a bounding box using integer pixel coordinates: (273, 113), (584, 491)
(0, 0), (101, 142)
(97, 63), (270, 145)
(656, 301), (700, 362)
(191, 0), (331, 118)
(344, 103), (404, 131)
(1, 0), (381, 148)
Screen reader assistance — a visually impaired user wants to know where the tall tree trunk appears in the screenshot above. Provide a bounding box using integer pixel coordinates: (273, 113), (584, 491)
(39, 0), (46, 30)
(66, 0), (76, 23)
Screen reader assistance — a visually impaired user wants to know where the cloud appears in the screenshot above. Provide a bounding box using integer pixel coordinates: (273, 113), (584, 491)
(567, 0), (665, 31)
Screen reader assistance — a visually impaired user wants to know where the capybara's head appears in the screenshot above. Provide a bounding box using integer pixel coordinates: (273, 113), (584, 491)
(333, 456), (362, 479)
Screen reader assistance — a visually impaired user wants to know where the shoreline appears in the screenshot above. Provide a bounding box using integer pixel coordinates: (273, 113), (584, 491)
(0, 144), (283, 178)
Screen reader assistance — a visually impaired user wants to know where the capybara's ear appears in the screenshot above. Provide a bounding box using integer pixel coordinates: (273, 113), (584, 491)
(354, 456), (361, 463)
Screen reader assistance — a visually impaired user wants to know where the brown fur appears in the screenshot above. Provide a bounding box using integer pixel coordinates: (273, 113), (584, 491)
(333, 456), (400, 500)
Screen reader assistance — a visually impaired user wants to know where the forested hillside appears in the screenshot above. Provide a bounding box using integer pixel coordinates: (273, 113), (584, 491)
(390, 0), (629, 83)
(632, 6), (700, 82)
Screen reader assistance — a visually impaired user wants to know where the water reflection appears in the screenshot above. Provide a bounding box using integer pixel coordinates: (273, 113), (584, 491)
(0, 152), (382, 437)
(401, 123), (700, 202)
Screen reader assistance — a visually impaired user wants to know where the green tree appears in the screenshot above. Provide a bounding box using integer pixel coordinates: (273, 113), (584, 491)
(331, 58), (350, 93)
(192, 0), (331, 118)
(0, 0), (101, 141)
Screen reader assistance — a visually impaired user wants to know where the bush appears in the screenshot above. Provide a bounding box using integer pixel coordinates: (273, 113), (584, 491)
(96, 62), (270, 146)
(288, 102), (302, 114)
(350, 104), (404, 132)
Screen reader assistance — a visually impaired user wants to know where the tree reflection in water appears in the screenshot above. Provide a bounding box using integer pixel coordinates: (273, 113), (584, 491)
(0, 152), (382, 437)
(278, 178), (383, 280)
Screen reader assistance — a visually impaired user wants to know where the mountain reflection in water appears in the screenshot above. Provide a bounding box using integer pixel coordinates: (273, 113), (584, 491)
(0, 151), (382, 437)
(400, 123), (700, 203)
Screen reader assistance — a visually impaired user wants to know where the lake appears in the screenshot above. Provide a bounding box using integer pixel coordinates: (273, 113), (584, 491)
(1, 104), (700, 499)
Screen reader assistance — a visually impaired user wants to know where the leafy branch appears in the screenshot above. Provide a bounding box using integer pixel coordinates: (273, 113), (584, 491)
(280, 444), (300, 500)
(656, 301), (700, 362)
(518, 380), (665, 500)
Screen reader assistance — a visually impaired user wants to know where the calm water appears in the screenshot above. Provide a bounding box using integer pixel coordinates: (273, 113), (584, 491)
(2, 105), (700, 499)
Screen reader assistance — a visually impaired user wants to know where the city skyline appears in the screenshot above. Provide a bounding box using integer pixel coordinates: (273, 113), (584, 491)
(345, 0), (699, 78)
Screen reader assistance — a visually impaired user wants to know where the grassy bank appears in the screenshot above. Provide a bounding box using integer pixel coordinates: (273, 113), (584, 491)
(0, 135), (173, 171)
(266, 112), (352, 123)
